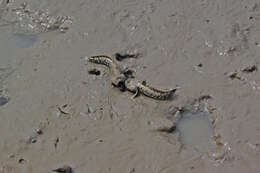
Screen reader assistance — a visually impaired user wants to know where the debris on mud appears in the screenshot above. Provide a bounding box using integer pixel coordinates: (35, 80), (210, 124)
(129, 168), (136, 173)
(212, 134), (224, 148)
(58, 104), (72, 115)
(207, 143), (234, 164)
(53, 165), (73, 173)
(114, 53), (138, 61)
(88, 68), (101, 76)
(197, 63), (203, 67)
(156, 125), (176, 133)
(54, 137), (59, 149)
(18, 158), (26, 164)
(2, 2), (72, 34)
(198, 94), (213, 102)
(31, 138), (37, 143)
(26, 135), (37, 144)
(35, 128), (43, 135)
(193, 64), (203, 73)
(123, 69), (134, 78)
(226, 71), (244, 80)
(241, 64), (258, 73)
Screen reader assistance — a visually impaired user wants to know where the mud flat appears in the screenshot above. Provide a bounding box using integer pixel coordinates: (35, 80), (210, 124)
(1, 0), (260, 173)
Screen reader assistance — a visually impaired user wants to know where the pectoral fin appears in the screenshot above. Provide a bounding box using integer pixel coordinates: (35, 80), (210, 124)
(131, 88), (140, 99)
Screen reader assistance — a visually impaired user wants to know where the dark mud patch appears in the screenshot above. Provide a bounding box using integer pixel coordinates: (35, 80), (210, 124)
(88, 69), (101, 76)
(241, 64), (258, 73)
(114, 53), (138, 61)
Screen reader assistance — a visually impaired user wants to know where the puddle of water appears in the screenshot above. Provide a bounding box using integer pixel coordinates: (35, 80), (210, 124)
(176, 111), (215, 152)
(8, 33), (37, 49)
(0, 96), (8, 106)
(0, 25), (38, 67)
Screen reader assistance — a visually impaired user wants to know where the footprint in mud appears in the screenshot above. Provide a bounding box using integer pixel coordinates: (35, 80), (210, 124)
(176, 111), (215, 152)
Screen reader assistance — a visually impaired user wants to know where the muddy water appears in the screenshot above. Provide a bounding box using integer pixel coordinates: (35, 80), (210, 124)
(0, 26), (36, 65)
(7, 33), (37, 49)
(176, 111), (215, 152)
(1, 0), (260, 173)
(0, 24), (34, 95)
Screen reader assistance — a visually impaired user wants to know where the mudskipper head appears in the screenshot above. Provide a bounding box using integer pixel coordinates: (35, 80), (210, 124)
(82, 56), (90, 63)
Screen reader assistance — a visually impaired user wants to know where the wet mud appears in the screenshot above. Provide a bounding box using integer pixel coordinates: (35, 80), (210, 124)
(1, 0), (260, 173)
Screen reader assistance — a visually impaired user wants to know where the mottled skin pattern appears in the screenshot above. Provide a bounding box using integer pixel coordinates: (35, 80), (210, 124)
(87, 55), (122, 76)
(125, 78), (177, 100)
(86, 55), (127, 87)
(86, 54), (177, 100)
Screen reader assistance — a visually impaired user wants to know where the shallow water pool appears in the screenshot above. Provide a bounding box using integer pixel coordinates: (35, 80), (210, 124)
(176, 111), (215, 152)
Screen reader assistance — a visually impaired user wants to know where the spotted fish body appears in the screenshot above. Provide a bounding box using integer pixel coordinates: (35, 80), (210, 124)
(86, 54), (177, 100)
(125, 78), (177, 100)
(86, 55), (127, 87)
(86, 55), (122, 76)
